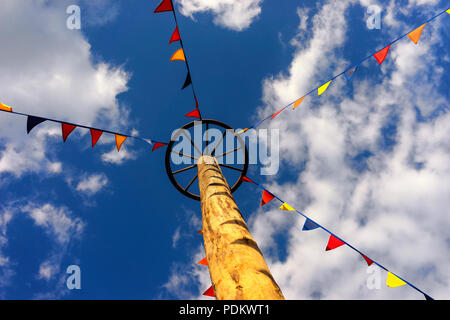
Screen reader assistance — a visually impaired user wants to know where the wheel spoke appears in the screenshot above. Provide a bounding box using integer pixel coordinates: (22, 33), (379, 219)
(219, 163), (244, 172)
(210, 129), (228, 156)
(171, 150), (198, 160)
(215, 147), (241, 159)
(183, 130), (203, 156)
(185, 173), (198, 191)
(172, 165), (196, 175)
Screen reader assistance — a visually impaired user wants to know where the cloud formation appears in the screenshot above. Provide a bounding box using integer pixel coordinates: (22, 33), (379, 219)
(177, 0), (263, 31)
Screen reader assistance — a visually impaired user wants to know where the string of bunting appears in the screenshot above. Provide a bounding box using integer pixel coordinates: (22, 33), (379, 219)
(0, 105), (167, 152)
(154, 0), (202, 120)
(237, 8), (450, 134)
(230, 175), (434, 300)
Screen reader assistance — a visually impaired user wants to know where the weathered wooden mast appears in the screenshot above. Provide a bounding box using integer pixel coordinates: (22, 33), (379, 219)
(197, 155), (284, 300)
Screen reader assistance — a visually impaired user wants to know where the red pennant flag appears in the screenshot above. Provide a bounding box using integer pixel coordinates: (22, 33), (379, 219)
(203, 285), (215, 298)
(198, 257), (208, 266)
(154, 0), (173, 13)
(169, 26), (181, 44)
(152, 142), (167, 152)
(241, 176), (255, 184)
(361, 254), (373, 266)
(261, 190), (275, 206)
(271, 107), (286, 120)
(61, 123), (76, 142)
(185, 109), (201, 119)
(90, 129), (103, 148)
(373, 45), (391, 64)
(325, 235), (345, 251)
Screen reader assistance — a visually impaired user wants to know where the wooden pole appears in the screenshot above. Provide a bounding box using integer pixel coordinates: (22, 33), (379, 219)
(197, 155), (284, 300)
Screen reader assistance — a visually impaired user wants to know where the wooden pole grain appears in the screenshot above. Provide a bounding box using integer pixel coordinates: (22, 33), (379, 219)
(197, 155), (284, 300)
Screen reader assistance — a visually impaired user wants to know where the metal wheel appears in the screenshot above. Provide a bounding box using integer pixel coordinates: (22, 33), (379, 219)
(165, 119), (249, 201)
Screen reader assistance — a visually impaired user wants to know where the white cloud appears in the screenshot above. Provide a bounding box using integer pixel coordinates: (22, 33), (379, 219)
(0, 0), (131, 178)
(177, 0), (263, 31)
(101, 146), (137, 165)
(76, 173), (108, 195)
(246, 0), (450, 300)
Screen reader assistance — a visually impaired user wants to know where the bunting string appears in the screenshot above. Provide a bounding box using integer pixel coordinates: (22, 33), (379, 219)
(237, 7), (450, 134)
(154, 0), (202, 120)
(241, 175), (434, 300)
(0, 107), (167, 152)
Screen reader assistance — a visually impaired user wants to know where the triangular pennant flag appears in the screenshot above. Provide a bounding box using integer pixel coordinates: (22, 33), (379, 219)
(154, 0), (173, 13)
(170, 48), (186, 62)
(373, 45), (391, 64)
(386, 272), (407, 288)
(318, 80), (332, 96)
(61, 123), (76, 142)
(0, 102), (12, 112)
(237, 128), (249, 134)
(203, 285), (215, 298)
(182, 72), (192, 90)
(198, 257), (208, 266)
(447, 9), (450, 14)
(27, 116), (46, 134)
(152, 142), (167, 152)
(424, 294), (433, 300)
(302, 218), (319, 231)
(325, 235), (345, 251)
(344, 66), (358, 81)
(169, 26), (181, 44)
(185, 109), (201, 119)
(260, 190), (275, 206)
(90, 129), (103, 148)
(115, 134), (127, 151)
(293, 96), (306, 110)
(361, 254), (373, 266)
(143, 138), (153, 145)
(241, 176), (255, 184)
(279, 202), (295, 211)
(271, 107), (286, 120)
(197, 230), (203, 235)
(407, 23), (426, 45)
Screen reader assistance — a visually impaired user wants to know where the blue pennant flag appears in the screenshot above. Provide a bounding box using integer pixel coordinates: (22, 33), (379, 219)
(302, 218), (319, 231)
(344, 66), (358, 81)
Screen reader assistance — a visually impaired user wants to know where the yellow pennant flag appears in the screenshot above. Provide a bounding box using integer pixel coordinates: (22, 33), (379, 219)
(386, 272), (407, 288)
(237, 128), (248, 134)
(407, 23), (426, 45)
(170, 48), (186, 62)
(280, 202), (295, 211)
(318, 81), (331, 96)
(0, 102), (12, 112)
(293, 96), (306, 110)
(115, 134), (127, 152)
(447, 9), (450, 14)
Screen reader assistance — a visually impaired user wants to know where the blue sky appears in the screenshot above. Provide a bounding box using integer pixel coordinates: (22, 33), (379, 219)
(0, 0), (449, 299)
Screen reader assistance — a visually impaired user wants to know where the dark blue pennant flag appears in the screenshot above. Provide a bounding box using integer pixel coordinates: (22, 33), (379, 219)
(344, 66), (358, 81)
(302, 218), (319, 231)
(27, 116), (47, 134)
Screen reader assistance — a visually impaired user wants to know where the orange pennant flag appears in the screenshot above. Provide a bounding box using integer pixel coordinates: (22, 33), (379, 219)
(407, 23), (426, 45)
(203, 285), (215, 298)
(293, 96), (306, 110)
(170, 48), (186, 62)
(198, 257), (208, 266)
(115, 134), (127, 151)
(0, 102), (12, 112)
